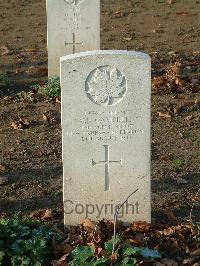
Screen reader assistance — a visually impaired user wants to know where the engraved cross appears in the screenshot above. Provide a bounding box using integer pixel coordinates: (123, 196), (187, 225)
(65, 33), (83, 54)
(92, 145), (123, 191)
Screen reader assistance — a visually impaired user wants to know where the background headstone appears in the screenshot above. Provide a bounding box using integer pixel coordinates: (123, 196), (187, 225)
(61, 51), (151, 226)
(47, 0), (100, 77)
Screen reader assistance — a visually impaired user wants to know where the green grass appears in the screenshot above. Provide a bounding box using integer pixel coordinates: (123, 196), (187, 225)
(172, 159), (184, 170)
(0, 73), (11, 96)
(32, 77), (61, 98)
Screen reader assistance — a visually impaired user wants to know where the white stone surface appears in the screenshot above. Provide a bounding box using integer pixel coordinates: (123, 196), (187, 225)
(61, 50), (151, 226)
(47, 0), (100, 77)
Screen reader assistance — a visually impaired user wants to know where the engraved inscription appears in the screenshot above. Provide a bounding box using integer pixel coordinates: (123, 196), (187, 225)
(66, 109), (145, 143)
(64, 0), (84, 5)
(92, 145), (122, 191)
(85, 66), (127, 106)
(63, 7), (82, 32)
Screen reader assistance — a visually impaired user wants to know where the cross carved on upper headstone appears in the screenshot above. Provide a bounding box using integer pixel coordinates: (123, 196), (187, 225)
(92, 145), (123, 191)
(65, 33), (83, 54)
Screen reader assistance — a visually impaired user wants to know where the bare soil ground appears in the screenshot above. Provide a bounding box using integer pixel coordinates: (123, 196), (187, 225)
(0, 0), (199, 222)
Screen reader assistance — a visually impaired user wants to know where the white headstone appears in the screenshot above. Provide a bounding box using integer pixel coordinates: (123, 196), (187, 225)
(47, 0), (100, 77)
(61, 50), (151, 226)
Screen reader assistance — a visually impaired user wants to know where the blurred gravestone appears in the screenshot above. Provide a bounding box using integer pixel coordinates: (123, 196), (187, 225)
(46, 0), (100, 77)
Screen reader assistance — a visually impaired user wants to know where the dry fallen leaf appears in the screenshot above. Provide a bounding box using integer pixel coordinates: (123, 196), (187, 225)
(157, 112), (171, 118)
(167, 0), (173, 5)
(55, 97), (61, 103)
(129, 233), (144, 245)
(190, 248), (200, 257)
(0, 164), (6, 173)
(52, 254), (68, 266)
(19, 118), (30, 126)
(41, 209), (53, 220)
(43, 112), (50, 122)
(81, 218), (96, 231)
(30, 209), (51, 220)
(176, 11), (189, 16)
(11, 121), (20, 130)
(175, 77), (183, 86)
(123, 37), (132, 41)
(23, 48), (37, 53)
(11, 119), (31, 130)
(151, 29), (157, 34)
(185, 115), (193, 121)
(183, 257), (197, 265)
(114, 10), (125, 18)
(166, 62), (182, 83)
(0, 45), (13, 55)
(152, 76), (166, 89)
(168, 51), (176, 55)
(131, 221), (151, 233)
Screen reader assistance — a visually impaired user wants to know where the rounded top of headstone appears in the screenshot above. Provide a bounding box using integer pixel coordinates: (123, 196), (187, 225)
(61, 50), (151, 62)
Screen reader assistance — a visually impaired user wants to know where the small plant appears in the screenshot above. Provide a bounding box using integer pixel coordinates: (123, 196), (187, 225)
(16, 91), (36, 102)
(172, 159), (184, 170)
(69, 234), (161, 266)
(0, 73), (11, 96)
(0, 217), (61, 266)
(34, 77), (61, 98)
(0, 73), (10, 86)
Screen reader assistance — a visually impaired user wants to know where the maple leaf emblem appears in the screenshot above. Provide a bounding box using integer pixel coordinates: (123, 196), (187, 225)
(86, 67), (127, 106)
